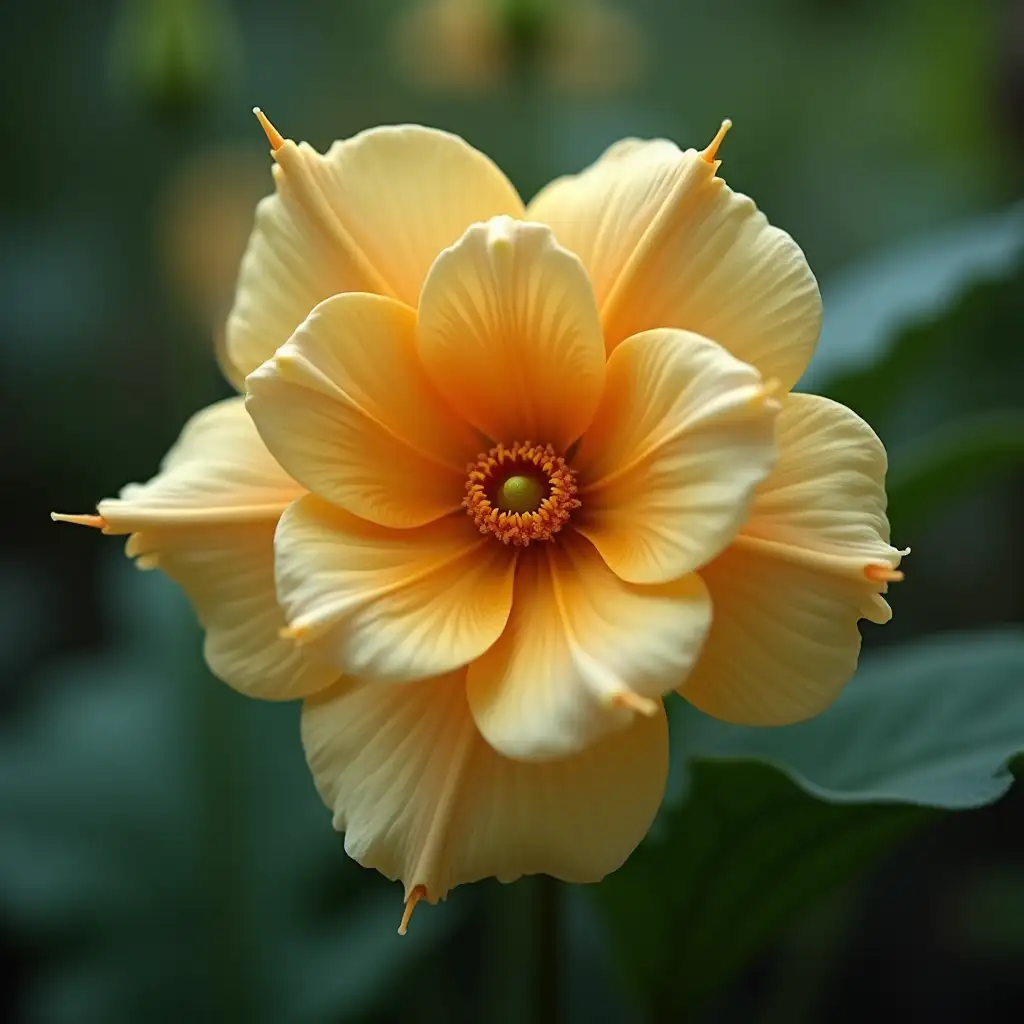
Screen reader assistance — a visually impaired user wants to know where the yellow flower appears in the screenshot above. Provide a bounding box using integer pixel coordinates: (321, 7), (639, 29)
(54, 113), (905, 933)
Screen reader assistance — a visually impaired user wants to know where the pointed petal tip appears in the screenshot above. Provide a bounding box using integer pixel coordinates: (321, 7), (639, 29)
(864, 563), (905, 584)
(609, 691), (659, 717)
(866, 548), (910, 584)
(701, 118), (732, 163)
(278, 612), (339, 644)
(398, 884), (428, 936)
(253, 106), (285, 151)
(51, 512), (107, 530)
(749, 376), (783, 413)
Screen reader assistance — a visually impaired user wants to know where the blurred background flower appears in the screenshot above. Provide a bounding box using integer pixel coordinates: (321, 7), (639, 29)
(154, 145), (269, 331)
(4, 0), (1024, 1021)
(392, 0), (645, 95)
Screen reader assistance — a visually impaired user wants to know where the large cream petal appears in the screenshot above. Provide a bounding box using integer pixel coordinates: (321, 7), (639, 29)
(681, 394), (906, 725)
(100, 396), (301, 526)
(127, 520), (337, 701)
(465, 530), (710, 760)
(246, 293), (480, 528)
(573, 329), (779, 585)
(225, 124), (525, 378)
(681, 543), (877, 725)
(417, 216), (606, 451)
(302, 669), (668, 911)
(740, 393), (904, 577)
(527, 135), (821, 390)
(73, 398), (335, 700)
(527, 138), (684, 308)
(275, 496), (516, 682)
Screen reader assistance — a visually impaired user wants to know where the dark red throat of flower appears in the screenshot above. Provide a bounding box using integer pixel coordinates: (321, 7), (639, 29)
(464, 442), (580, 546)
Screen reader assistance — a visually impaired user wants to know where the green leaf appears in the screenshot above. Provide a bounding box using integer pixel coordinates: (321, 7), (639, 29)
(801, 203), (1024, 400)
(886, 410), (1024, 535)
(595, 760), (931, 1016)
(673, 629), (1024, 808)
(594, 630), (1024, 1015)
(0, 558), (455, 1023)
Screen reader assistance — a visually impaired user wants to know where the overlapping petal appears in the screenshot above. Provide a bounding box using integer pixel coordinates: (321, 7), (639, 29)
(102, 396), (301, 524)
(573, 328), (778, 585)
(527, 137), (821, 389)
(681, 544), (876, 725)
(466, 530), (710, 759)
(90, 398), (335, 700)
(526, 138), (687, 308)
(246, 293), (480, 528)
(740, 393), (903, 576)
(225, 125), (524, 378)
(275, 497), (515, 682)
(302, 669), (668, 905)
(417, 216), (606, 451)
(681, 394), (904, 725)
(127, 522), (337, 701)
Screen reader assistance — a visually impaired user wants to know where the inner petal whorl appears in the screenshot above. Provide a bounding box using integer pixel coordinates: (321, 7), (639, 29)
(464, 442), (580, 546)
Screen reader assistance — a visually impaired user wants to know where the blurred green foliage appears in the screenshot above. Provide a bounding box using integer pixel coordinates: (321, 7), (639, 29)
(598, 762), (930, 1016)
(0, 566), (454, 1022)
(597, 631), (1024, 1016)
(675, 631), (1024, 809)
(4, 0), (1024, 1021)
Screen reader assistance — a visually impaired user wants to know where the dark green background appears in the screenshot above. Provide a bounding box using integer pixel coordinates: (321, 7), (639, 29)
(3, 0), (1023, 1021)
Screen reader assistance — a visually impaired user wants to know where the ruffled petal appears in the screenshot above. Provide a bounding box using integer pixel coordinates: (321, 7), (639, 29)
(99, 396), (301, 525)
(225, 124), (524, 378)
(740, 393), (904, 578)
(275, 496), (515, 682)
(67, 398), (335, 700)
(246, 293), (480, 528)
(302, 669), (668, 911)
(681, 393), (905, 725)
(417, 216), (606, 451)
(527, 135), (821, 390)
(465, 530), (710, 759)
(127, 521), (337, 700)
(681, 543), (877, 724)
(526, 139), (684, 309)
(573, 329), (779, 585)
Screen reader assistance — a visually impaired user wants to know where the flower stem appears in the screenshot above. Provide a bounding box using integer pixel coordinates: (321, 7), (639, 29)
(534, 875), (561, 1024)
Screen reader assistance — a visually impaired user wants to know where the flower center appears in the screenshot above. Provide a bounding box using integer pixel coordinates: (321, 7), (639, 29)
(497, 474), (544, 513)
(464, 442), (580, 546)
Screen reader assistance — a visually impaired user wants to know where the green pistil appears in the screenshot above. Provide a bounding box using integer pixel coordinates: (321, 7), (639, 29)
(497, 474), (545, 513)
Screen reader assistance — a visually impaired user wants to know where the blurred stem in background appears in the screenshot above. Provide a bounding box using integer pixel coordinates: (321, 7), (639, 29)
(109, 0), (242, 123)
(485, 876), (562, 1023)
(196, 654), (249, 1020)
(760, 888), (858, 1024)
(502, 0), (553, 69)
(535, 875), (562, 1024)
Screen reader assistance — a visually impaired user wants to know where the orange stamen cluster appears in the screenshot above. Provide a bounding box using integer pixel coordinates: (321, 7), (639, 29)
(464, 442), (580, 546)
